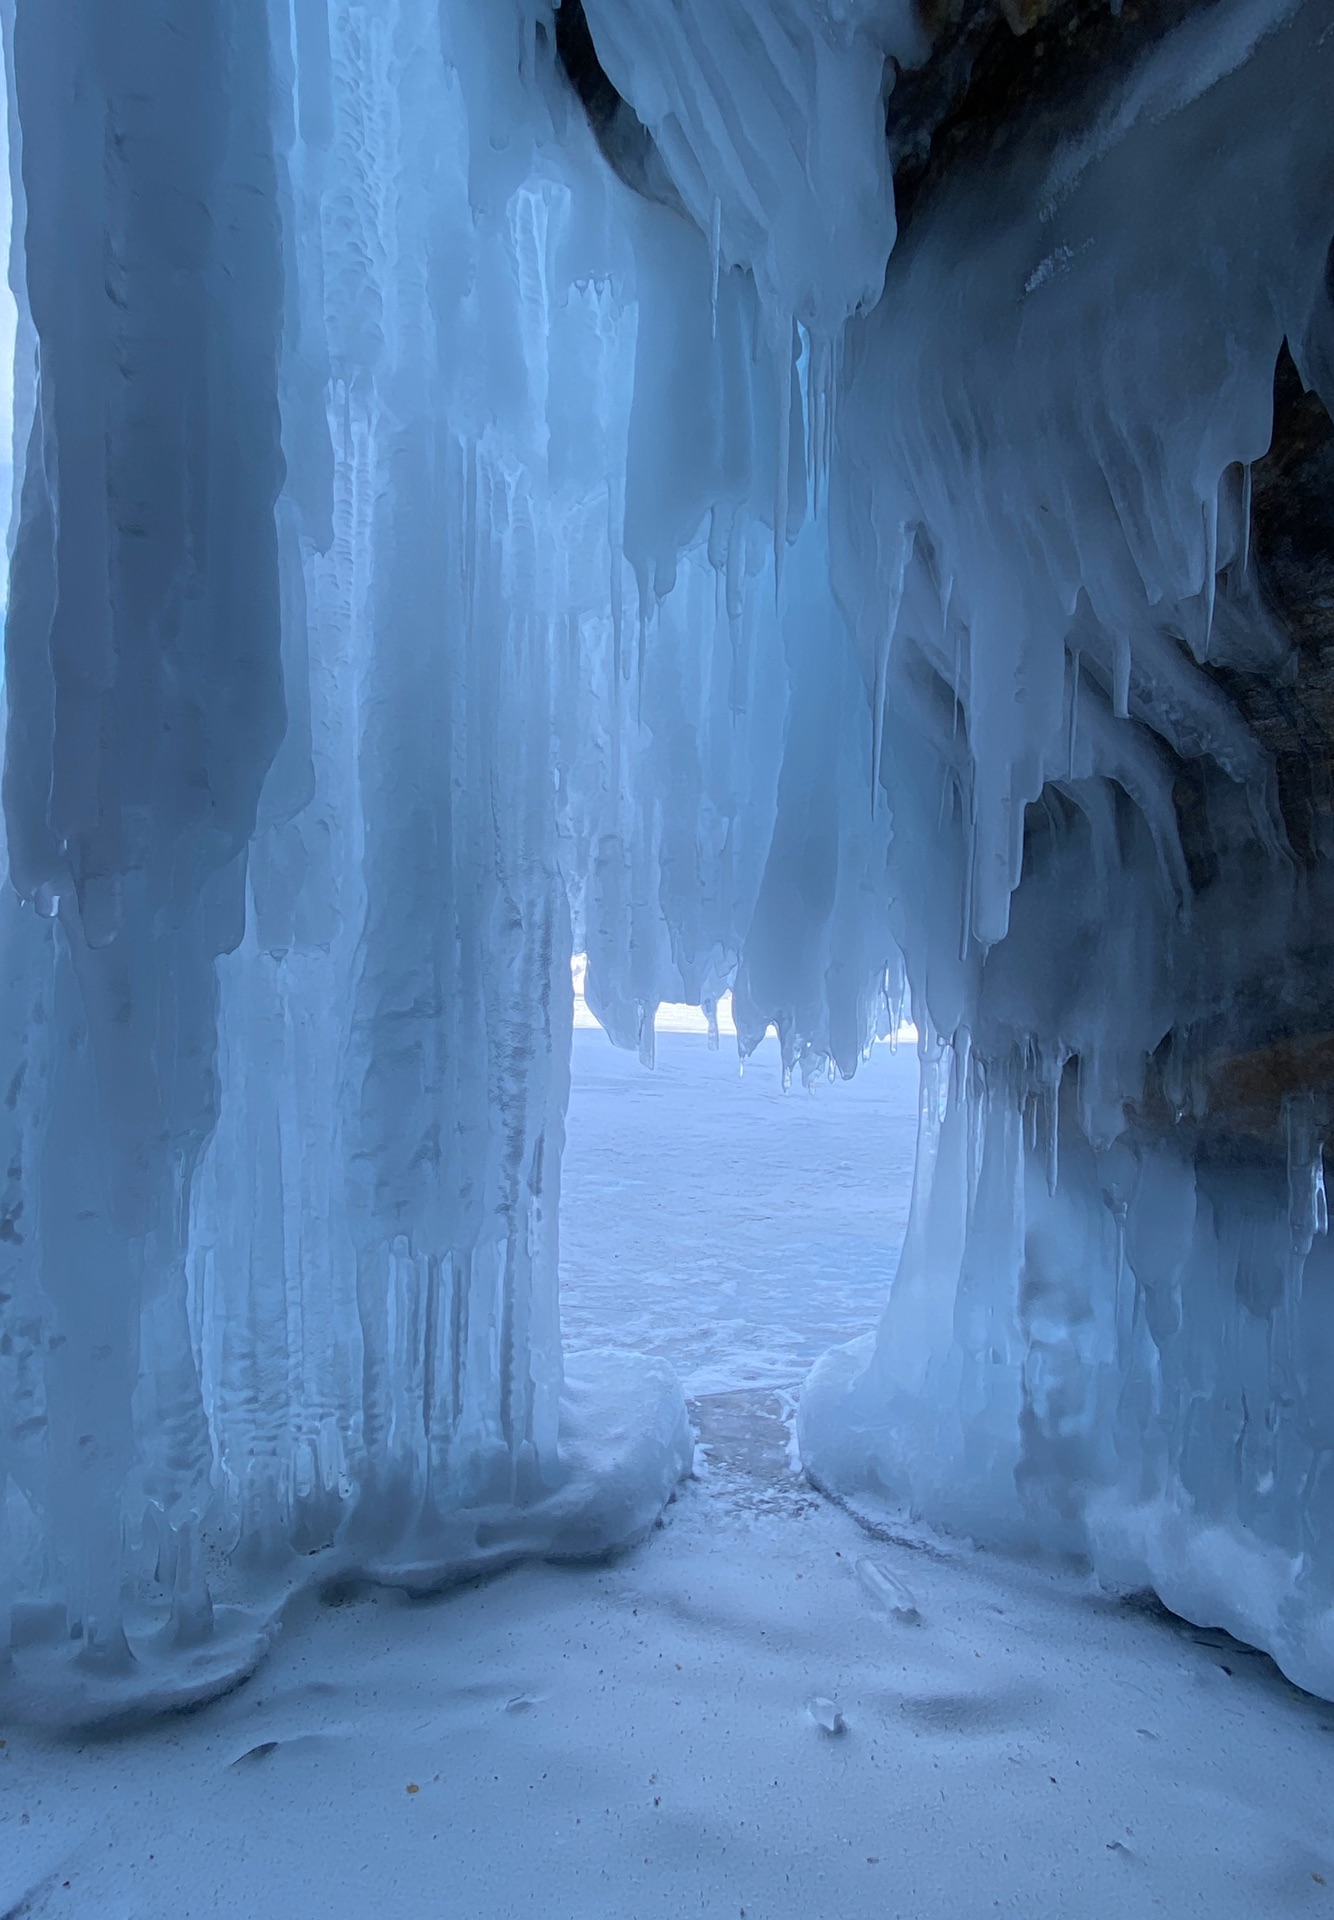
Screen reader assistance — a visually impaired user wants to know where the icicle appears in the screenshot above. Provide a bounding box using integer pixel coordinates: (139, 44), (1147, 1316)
(609, 474), (624, 681)
(960, 800), (976, 961)
(704, 996), (720, 1050)
(804, 329), (822, 516)
(871, 538), (911, 820)
(1201, 492), (1217, 660)
(637, 1001), (657, 1070)
(870, 636), (890, 820)
(1067, 648), (1081, 776)
(463, 437), (479, 628)
(710, 195), (722, 339)
(1240, 461), (1252, 575)
(637, 596), (648, 724)
(725, 509), (746, 626)
(965, 1062), (987, 1224)
(937, 767), (953, 832)
(824, 340), (837, 499)
(1112, 1198), (1131, 1352)
(1285, 1095), (1326, 1257)
(1112, 629), (1131, 719)
(856, 1556), (920, 1623)
(949, 603), (962, 743)
(1317, 1150), (1328, 1239)
(773, 321), (793, 603)
(170, 1523), (215, 1649)
(628, 568), (647, 685)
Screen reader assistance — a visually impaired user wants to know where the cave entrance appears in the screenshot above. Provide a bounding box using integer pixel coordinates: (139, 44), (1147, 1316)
(560, 960), (921, 1501)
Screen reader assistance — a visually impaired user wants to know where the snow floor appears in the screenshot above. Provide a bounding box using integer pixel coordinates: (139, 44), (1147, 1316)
(4, 1030), (1334, 1918)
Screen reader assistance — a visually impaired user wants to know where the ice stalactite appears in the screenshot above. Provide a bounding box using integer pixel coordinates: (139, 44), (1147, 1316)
(578, 0), (917, 335)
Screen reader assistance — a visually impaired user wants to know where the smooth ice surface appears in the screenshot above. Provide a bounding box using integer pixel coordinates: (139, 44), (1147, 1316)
(3, 1035), (1332, 1920)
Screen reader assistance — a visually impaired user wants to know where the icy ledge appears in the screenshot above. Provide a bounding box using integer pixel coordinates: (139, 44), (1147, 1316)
(1, 1353), (691, 1732)
(799, 1338), (1334, 1702)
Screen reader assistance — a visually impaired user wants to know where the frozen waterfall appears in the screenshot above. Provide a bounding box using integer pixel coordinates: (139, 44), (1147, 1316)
(3, 0), (1334, 1721)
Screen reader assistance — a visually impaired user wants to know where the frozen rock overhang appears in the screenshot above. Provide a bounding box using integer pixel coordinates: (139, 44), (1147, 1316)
(566, 0), (1334, 1690)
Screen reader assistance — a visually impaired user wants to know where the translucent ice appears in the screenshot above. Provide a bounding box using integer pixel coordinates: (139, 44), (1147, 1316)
(856, 1556), (920, 1625)
(807, 1694), (846, 1734)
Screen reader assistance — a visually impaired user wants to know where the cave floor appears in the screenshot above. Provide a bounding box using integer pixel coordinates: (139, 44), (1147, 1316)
(2, 1031), (1332, 1918)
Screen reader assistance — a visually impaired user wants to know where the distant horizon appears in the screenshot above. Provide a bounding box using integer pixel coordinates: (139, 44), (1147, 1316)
(571, 952), (916, 1046)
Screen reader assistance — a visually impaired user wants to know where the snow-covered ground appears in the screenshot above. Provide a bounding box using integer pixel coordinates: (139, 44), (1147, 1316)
(3, 1030), (1333, 1918)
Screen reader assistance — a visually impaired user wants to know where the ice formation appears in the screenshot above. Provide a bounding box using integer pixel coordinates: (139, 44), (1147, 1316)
(2, 0), (1334, 1718)
(799, 0), (1334, 1699)
(0, 0), (895, 1720)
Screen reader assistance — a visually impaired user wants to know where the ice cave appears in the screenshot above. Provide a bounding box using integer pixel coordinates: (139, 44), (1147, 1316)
(3, 0), (1334, 1912)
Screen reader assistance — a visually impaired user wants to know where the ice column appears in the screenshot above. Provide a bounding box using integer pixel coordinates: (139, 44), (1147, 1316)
(0, 0), (285, 1676)
(0, 0), (701, 1720)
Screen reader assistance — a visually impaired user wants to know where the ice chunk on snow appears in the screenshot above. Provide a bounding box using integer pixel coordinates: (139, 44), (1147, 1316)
(806, 1695), (846, 1734)
(856, 1556), (920, 1625)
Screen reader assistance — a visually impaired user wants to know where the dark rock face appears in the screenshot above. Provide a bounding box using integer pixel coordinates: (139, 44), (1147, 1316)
(1056, 336), (1334, 1156)
(1172, 342), (1334, 1147)
(889, 0), (1206, 227)
(1243, 340), (1334, 865)
(553, 0), (619, 134)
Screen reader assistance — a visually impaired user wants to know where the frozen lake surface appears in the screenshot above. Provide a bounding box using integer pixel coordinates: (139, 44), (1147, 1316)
(4, 1031), (1333, 1919)
(561, 1025), (920, 1397)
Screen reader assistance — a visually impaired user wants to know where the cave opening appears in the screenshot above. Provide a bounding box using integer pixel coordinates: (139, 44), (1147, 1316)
(561, 970), (920, 1493)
